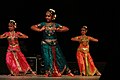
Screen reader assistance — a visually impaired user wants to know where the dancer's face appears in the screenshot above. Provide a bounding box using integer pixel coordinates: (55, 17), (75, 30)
(8, 23), (15, 31)
(45, 11), (53, 22)
(81, 28), (87, 35)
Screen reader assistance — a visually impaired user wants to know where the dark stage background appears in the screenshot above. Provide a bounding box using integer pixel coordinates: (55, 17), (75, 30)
(0, 0), (115, 77)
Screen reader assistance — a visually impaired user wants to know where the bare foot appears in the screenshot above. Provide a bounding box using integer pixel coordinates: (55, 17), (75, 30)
(96, 72), (101, 76)
(8, 74), (12, 76)
(67, 73), (75, 77)
(32, 71), (37, 75)
(44, 73), (49, 77)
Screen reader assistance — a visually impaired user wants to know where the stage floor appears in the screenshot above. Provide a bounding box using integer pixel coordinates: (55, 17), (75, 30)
(0, 75), (100, 80)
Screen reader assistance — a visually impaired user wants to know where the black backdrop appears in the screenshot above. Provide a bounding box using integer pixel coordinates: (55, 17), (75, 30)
(0, 0), (116, 78)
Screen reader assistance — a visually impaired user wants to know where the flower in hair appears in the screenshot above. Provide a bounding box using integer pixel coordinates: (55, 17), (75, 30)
(14, 23), (17, 28)
(52, 14), (57, 20)
(10, 20), (17, 28)
(83, 26), (87, 29)
(54, 14), (56, 18)
(10, 20), (15, 23)
(49, 9), (55, 13)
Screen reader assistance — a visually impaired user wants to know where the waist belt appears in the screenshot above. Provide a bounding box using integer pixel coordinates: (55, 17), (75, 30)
(42, 39), (57, 46)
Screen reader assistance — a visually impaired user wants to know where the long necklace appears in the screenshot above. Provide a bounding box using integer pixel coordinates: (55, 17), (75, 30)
(10, 31), (15, 40)
(45, 23), (55, 36)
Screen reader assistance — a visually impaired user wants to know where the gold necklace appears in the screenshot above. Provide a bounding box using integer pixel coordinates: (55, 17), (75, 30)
(10, 31), (15, 40)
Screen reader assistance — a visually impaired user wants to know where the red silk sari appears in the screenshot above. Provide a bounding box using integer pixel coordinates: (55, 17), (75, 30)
(4, 32), (31, 75)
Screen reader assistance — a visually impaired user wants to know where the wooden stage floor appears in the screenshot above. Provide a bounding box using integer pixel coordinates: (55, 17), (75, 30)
(0, 75), (100, 80)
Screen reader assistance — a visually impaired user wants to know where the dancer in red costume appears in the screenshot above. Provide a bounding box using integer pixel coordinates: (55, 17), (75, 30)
(0, 20), (36, 76)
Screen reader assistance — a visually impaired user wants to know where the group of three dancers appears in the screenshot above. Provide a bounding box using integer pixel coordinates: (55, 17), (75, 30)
(0, 8), (101, 77)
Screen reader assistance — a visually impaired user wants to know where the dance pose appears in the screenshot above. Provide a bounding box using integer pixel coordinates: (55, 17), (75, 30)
(31, 9), (74, 77)
(0, 20), (36, 76)
(71, 26), (101, 76)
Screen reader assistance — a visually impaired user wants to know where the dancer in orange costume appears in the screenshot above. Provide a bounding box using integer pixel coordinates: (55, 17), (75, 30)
(71, 26), (101, 76)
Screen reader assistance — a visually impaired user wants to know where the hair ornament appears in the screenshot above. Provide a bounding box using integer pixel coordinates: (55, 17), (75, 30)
(10, 20), (17, 28)
(83, 26), (87, 29)
(49, 9), (55, 13)
(52, 14), (57, 20)
(10, 20), (15, 23)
